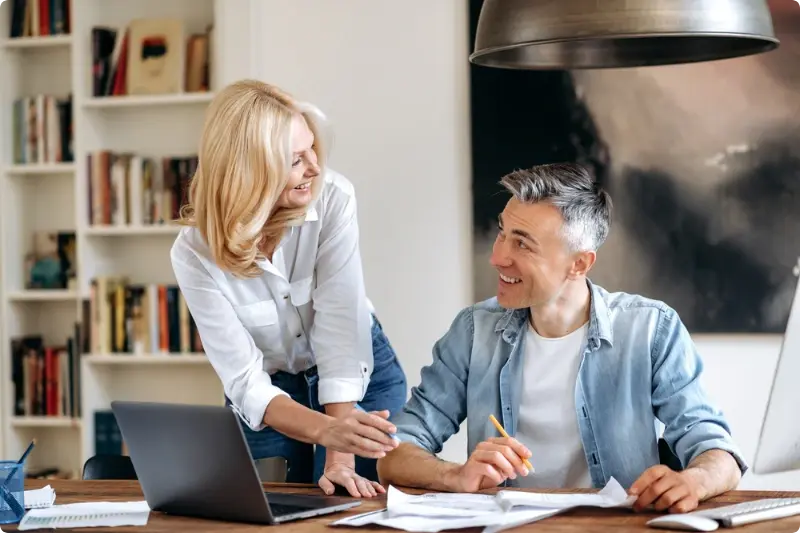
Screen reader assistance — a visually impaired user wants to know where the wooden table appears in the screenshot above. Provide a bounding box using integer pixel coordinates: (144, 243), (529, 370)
(4, 479), (800, 532)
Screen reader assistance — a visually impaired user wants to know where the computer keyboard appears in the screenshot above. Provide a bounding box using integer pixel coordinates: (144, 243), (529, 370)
(693, 497), (800, 527)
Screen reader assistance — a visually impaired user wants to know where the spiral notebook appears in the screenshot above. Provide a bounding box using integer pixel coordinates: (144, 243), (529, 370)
(17, 501), (150, 530)
(24, 485), (56, 509)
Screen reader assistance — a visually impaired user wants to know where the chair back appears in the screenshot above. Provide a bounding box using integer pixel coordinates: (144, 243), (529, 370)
(658, 438), (683, 471)
(82, 454), (138, 480)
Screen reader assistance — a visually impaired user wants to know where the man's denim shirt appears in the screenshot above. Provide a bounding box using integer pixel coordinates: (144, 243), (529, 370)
(392, 280), (748, 489)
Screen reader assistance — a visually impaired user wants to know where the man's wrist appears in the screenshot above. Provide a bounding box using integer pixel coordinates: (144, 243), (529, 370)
(441, 462), (465, 492)
(681, 466), (711, 501)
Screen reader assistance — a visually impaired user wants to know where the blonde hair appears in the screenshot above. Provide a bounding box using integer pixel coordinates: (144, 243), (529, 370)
(179, 79), (327, 278)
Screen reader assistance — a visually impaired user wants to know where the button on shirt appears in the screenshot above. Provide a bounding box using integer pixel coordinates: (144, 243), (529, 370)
(170, 169), (374, 431)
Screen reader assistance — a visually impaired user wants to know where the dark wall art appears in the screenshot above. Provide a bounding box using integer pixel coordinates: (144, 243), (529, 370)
(468, 0), (800, 334)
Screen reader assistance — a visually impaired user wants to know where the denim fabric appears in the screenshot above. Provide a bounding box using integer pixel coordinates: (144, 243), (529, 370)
(234, 316), (407, 484)
(390, 280), (748, 489)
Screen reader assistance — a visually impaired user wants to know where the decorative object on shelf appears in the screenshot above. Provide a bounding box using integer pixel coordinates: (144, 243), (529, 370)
(7, 0), (70, 39)
(469, 0), (779, 70)
(24, 231), (75, 290)
(126, 18), (184, 95)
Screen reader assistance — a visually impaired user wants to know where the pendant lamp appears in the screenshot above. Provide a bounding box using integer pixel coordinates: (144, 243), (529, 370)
(469, 0), (779, 70)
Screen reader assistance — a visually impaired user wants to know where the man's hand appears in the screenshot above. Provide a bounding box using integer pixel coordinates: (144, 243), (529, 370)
(629, 465), (705, 513)
(445, 437), (532, 493)
(318, 451), (385, 498)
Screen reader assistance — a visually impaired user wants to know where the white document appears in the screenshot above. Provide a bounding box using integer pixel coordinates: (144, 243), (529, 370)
(386, 486), (502, 517)
(17, 501), (150, 530)
(333, 507), (562, 533)
(331, 477), (633, 533)
(24, 485), (56, 509)
(495, 475), (636, 511)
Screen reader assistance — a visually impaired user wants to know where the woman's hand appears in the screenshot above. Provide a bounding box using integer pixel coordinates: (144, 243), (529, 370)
(318, 409), (399, 458)
(318, 451), (385, 498)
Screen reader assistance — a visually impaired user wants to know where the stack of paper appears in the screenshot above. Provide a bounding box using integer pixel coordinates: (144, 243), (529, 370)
(331, 477), (636, 533)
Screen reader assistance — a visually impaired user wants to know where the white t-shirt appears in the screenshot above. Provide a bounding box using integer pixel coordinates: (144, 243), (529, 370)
(514, 321), (592, 488)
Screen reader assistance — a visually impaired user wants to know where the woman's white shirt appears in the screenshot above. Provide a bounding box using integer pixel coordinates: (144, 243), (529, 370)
(170, 169), (374, 431)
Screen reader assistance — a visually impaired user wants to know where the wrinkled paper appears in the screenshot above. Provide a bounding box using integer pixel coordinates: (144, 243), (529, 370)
(331, 477), (634, 533)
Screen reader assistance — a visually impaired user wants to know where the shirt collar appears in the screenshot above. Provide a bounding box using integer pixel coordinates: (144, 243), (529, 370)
(257, 207), (319, 271)
(285, 206), (318, 227)
(495, 278), (614, 350)
(586, 278), (614, 349)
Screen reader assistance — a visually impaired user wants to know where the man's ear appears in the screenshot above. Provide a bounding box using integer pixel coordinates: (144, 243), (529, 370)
(569, 251), (596, 278)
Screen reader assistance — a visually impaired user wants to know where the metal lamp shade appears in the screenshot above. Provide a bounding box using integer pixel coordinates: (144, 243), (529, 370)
(469, 0), (779, 70)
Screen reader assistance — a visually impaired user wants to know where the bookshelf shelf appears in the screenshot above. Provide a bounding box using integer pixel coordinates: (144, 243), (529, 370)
(81, 92), (214, 109)
(5, 163), (75, 176)
(11, 417), (81, 428)
(6, 289), (77, 302)
(83, 225), (182, 237)
(85, 354), (208, 365)
(2, 35), (72, 49)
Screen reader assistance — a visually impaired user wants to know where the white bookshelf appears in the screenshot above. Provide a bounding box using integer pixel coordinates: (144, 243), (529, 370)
(82, 92), (215, 109)
(83, 225), (182, 237)
(1, 35), (73, 49)
(84, 353), (209, 365)
(5, 162), (75, 175)
(0, 0), (232, 479)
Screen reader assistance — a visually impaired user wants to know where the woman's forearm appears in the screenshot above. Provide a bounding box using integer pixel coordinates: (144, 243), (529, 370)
(262, 395), (333, 444)
(324, 401), (356, 418)
(323, 403), (358, 467)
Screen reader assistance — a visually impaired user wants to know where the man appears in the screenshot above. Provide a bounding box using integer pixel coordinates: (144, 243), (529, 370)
(377, 163), (746, 514)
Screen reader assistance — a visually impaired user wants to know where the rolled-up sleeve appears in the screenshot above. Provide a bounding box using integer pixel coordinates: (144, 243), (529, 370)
(311, 181), (373, 405)
(171, 246), (288, 431)
(392, 307), (473, 455)
(651, 306), (749, 475)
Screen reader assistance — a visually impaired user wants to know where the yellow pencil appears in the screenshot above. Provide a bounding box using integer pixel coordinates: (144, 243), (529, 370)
(489, 414), (534, 472)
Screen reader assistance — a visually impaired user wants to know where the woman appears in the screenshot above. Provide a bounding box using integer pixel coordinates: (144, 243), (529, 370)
(170, 79), (408, 498)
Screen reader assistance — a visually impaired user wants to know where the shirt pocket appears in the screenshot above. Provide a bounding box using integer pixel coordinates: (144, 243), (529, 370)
(290, 276), (314, 307)
(233, 299), (282, 351)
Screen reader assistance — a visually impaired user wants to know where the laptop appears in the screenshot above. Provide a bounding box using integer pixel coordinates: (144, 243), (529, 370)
(110, 400), (362, 524)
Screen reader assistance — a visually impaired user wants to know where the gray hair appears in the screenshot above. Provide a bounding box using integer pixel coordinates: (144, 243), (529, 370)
(499, 163), (613, 252)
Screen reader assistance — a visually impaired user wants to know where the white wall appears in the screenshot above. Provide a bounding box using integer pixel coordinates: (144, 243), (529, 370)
(250, 0), (800, 490)
(695, 336), (800, 490)
(251, 0), (473, 460)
